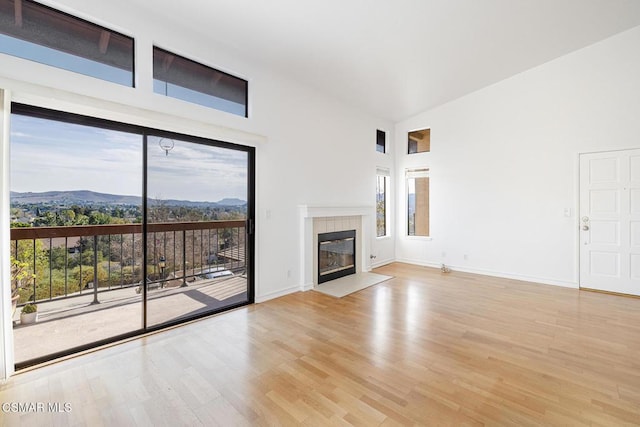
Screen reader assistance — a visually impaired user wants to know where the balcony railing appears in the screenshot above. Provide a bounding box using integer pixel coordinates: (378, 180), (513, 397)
(11, 220), (246, 306)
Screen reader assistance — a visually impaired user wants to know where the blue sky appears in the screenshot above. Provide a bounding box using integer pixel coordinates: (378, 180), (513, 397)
(0, 34), (132, 86)
(147, 135), (248, 202)
(10, 114), (248, 202)
(153, 80), (246, 117)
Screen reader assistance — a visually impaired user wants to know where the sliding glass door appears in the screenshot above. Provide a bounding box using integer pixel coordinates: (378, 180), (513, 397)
(9, 105), (254, 368)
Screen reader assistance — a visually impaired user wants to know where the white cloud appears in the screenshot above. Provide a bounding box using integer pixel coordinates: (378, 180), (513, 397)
(10, 116), (248, 202)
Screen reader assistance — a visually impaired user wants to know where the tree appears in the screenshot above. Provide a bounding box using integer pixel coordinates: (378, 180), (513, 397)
(61, 209), (76, 225)
(70, 265), (108, 290)
(89, 211), (112, 225)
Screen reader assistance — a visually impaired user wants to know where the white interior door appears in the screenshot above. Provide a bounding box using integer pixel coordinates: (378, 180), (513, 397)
(579, 149), (640, 296)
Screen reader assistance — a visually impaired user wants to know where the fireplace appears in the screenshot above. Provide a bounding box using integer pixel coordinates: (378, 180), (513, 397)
(317, 229), (356, 284)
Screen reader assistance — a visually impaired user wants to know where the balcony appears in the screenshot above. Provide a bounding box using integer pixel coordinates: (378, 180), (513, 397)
(10, 220), (248, 364)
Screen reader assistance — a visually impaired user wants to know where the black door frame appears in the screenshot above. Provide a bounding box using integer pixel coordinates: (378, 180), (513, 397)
(11, 103), (255, 369)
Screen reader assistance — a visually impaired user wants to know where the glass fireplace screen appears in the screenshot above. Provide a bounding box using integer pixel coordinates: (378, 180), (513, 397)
(318, 229), (356, 283)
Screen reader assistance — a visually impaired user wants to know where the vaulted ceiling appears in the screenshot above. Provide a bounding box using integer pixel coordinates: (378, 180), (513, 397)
(129, 0), (640, 121)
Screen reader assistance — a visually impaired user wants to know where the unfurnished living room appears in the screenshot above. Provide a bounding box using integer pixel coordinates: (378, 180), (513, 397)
(1, 0), (640, 425)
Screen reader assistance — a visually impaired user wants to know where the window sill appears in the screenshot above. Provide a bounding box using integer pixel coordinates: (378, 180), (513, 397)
(405, 235), (432, 241)
(376, 235), (392, 241)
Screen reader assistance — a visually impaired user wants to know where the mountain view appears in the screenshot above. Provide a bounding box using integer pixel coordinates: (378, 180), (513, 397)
(11, 190), (247, 227)
(11, 190), (246, 207)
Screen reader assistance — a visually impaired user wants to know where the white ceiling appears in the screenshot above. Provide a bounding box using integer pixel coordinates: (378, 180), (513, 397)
(130, 0), (640, 122)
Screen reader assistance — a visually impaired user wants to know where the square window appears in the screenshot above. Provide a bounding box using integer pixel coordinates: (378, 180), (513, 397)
(408, 129), (430, 154)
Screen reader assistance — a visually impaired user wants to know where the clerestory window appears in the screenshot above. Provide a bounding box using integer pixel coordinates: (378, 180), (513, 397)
(0, 0), (134, 86)
(153, 46), (248, 117)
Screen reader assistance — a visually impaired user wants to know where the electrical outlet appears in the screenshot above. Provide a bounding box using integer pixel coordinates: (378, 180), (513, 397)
(463, 254), (468, 261)
(287, 269), (291, 279)
(441, 251), (446, 258)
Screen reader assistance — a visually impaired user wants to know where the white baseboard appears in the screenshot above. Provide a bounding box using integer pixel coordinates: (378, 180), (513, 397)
(395, 257), (441, 269)
(370, 258), (395, 269)
(255, 284), (304, 303)
(257, 258), (577, 304)
(395, 257), (578, 289)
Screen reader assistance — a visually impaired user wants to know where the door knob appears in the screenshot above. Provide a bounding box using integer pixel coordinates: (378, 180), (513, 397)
(582, 225), (590, 231)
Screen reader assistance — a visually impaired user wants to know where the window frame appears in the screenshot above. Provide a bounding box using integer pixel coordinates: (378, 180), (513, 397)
(407, 128), (430, 155)
(376, 129), (386, 153)
(376, 167), (390, 238)
(0, 0), (135, 86)
(152, 45), (249, 118)
(406, 168), (430, 238)
(9, 102), (256, 370)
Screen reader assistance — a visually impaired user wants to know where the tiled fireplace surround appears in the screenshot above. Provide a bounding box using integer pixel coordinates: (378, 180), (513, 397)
(298, 206), (373, 289)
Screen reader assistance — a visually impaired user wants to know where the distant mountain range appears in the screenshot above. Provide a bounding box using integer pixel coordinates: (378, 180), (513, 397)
(10, 190), (246, 207)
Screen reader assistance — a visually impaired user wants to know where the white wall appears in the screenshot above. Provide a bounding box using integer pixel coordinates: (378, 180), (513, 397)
(0, 1), (394, 376)
(373, 131), (396, 267)
(0, 89), (15, 380)
(251, 74), (395, 300)
(395, 25), (640, 287)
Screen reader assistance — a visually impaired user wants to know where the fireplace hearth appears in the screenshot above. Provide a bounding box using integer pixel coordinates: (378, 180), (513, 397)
(317, 229), (356, 284)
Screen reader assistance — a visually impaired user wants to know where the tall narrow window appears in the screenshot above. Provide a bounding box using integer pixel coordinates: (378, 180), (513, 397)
(408, 128), (430, 154)
(0, 0), (134, 86)
(407, 168), (429, 236)
(376, 168), (390, 237)
(153, 46), (248, 117)
(376, 129), (386, 153)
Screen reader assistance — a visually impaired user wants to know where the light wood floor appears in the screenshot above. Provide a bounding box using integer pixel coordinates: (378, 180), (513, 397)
(1, 262), (640, 426)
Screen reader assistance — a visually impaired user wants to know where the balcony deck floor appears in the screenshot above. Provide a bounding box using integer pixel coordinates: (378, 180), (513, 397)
(12, 276), (248, 363)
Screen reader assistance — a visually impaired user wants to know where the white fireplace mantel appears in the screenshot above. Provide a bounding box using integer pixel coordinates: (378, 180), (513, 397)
(299, 205), (373, 219)
(298, 205), (374, 290)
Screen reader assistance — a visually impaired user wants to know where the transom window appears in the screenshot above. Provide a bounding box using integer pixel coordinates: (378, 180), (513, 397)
(153, 46), (248, 117)
(0, 0), (134, 86)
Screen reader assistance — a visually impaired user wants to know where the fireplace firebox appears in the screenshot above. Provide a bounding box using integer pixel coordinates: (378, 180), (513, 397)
(317, 229), (356, 284)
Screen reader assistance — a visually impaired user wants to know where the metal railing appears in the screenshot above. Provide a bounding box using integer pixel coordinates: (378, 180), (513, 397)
(10, 220), (246, 305)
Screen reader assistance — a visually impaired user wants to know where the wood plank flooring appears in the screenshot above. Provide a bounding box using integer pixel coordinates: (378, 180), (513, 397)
(1, 262), (640, 426)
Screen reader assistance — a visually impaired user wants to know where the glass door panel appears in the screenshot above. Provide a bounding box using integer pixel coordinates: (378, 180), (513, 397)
(9, 111), (143, 365)
(145, 135), (250, 326)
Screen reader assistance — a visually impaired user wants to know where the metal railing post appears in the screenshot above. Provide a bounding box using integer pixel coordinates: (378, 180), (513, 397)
(91, 235), (99, 305)
(181, 229), (188, 287)
(49, 238), (53, 300)
(32, 239), (37, 302)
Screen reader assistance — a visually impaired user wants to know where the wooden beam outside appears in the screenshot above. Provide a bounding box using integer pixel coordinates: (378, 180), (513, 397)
(14, 0), (23, 28)
(98, 30), (111, 54)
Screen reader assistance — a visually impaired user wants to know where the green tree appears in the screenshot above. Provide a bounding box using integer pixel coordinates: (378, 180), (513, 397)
(61, 209), (76, 225)
(89, 211), (112, 225)
(70, 265), (108, 290)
